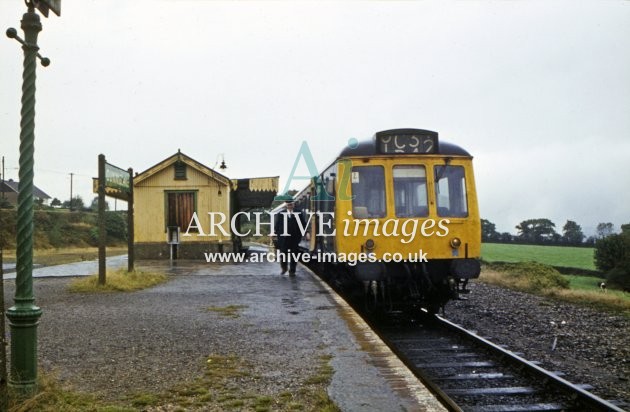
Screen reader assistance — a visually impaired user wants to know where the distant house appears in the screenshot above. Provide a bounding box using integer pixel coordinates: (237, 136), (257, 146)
(0, 179), (51, 206)
(133, 150), (278, 259)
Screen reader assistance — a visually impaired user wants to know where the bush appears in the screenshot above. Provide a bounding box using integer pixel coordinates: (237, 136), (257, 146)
(105, 211), (127, 241)
(0, 198), (13, 209)
(595, 229), (630, 290)
(486, 261), (570, 291)
(594, 234), (626, 272)
(0, 209), (15, 248)
(607, 267), (630, 290)
(0, 210), (128, 250)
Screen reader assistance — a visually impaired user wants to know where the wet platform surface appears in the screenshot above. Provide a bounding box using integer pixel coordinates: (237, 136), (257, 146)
(3, 250), (445, 411)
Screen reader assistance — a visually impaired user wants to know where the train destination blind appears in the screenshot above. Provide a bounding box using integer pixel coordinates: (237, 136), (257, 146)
(376, 133), (438, 154)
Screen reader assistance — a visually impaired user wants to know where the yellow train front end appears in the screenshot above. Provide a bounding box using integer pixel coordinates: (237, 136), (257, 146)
(334, 155), (480, 266)
(313, 129), (481, 312)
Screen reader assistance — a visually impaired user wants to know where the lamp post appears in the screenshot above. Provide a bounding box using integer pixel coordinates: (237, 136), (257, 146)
(5, 0), (60, 394)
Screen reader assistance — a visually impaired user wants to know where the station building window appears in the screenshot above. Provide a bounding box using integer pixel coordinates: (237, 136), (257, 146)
(351, 166), (386, 218)
(434, 165), (468, 217)
(174, 161), (187, 180)
(394, 165), (428, 217)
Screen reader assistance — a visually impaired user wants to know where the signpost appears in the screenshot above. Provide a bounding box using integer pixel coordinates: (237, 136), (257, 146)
(96, 155), (134, 284)
(34, 0), (61, 18)
(4, 0), (60, 394)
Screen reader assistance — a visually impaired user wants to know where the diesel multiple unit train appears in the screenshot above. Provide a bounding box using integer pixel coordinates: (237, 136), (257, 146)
(286, 128), (481, 313)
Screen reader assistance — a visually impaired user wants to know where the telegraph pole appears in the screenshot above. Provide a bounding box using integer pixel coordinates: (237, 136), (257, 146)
(1, 156), (5, 201)
(69, 172), (73, 211)
(5, 0), (60, 394)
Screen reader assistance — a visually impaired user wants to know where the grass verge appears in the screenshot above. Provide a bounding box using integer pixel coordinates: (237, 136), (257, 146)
(6, 372), (132, 412)
(142, 353), (340, 411)
(6, 352), (340, 411)
(481, 262), (569, 292)
(480, 262), (630, 315)
(68, 268), (168, 293)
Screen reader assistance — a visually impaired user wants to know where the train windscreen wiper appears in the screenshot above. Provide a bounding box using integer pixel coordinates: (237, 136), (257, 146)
(434, 157), (452, 185)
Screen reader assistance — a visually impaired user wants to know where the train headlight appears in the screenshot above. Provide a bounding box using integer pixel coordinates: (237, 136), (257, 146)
(450, 237), (462, 249)
(365, 239), (375, 251)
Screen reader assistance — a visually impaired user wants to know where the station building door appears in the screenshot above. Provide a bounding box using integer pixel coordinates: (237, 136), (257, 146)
(167, 191), (195, 232)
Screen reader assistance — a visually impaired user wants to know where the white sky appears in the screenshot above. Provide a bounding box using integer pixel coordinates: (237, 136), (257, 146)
(1, 1), (629, 235)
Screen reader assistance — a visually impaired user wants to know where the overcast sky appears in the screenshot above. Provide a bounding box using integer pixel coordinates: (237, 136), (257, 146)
(1, 1), (629, 235)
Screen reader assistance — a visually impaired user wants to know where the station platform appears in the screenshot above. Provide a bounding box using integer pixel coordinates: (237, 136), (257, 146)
(6, 248), (446, 411)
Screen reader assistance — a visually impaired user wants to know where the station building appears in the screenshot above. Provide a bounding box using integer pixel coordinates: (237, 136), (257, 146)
(133, 150), (277, 259)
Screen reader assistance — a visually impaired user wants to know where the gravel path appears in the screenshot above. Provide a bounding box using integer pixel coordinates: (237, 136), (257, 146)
(2, 260), (433, 412)
(3, 264), (332, 402)
(444, 281), (630, 405)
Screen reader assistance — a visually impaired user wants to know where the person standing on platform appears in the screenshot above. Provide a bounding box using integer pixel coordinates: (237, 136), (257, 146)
(273, 199), (304, 276)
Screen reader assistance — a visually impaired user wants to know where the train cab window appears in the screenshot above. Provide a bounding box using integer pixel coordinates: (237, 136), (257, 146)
(393, 166), (428, 217)
(434, 165), (468, 217)
(351, 166), (386, 218)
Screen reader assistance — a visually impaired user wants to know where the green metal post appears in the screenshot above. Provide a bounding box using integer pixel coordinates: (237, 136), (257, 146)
(0, 248), (7, 410)
(5, 7), (44, 394)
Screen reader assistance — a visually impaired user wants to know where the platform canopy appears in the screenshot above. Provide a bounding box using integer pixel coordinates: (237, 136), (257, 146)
(231, 177), (279, 210)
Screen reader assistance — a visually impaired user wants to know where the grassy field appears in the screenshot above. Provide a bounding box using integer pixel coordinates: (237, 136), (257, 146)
(481, 242), (596, 271)
(480, 243), (629, 313)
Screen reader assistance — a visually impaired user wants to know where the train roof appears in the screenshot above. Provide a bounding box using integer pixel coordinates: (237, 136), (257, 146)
(338, 129), (472, 158)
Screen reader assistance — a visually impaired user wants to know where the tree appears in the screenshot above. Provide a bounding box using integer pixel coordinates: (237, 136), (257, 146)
(596, 222), (615, 238)
(481, 219), (499, 242)
(515, 218), (558, 244)
(50, 197), (62, 208)
(105, 211), (127, 241)
(594, 235), (625, 272)
(594, 224), (630, 290)
(584, 236), (597, 246)
(562, 220), (584, 245)
(498, 232), (513, 243)
(90, 196), (109, 212)
(63, 195), (85, 211)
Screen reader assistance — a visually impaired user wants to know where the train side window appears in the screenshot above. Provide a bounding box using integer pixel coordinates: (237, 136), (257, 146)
(434, 165), (468, 217)
(393, 166), (428, 217)
(351, 166), (386, 218)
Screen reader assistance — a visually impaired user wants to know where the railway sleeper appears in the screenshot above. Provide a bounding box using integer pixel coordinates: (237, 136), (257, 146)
(433, 372), (514, 380)
(447, 386), (539, 396)
(466, 403), (569, 412)
(413, 360), (495, 369)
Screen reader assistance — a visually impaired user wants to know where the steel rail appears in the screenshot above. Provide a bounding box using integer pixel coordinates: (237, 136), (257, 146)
(435, 315), (626, 412)
(305, 261), (626, 411)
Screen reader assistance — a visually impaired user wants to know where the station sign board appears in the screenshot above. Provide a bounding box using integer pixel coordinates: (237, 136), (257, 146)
(92, 162), (130, 201)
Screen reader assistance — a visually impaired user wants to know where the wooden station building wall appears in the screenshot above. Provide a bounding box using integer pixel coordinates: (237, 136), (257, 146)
(133, 152), (232, 259)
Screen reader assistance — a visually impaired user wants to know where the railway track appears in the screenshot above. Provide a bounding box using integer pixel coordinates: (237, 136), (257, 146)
(374, 312), (627, 412)
(304, 261), (626, 411)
